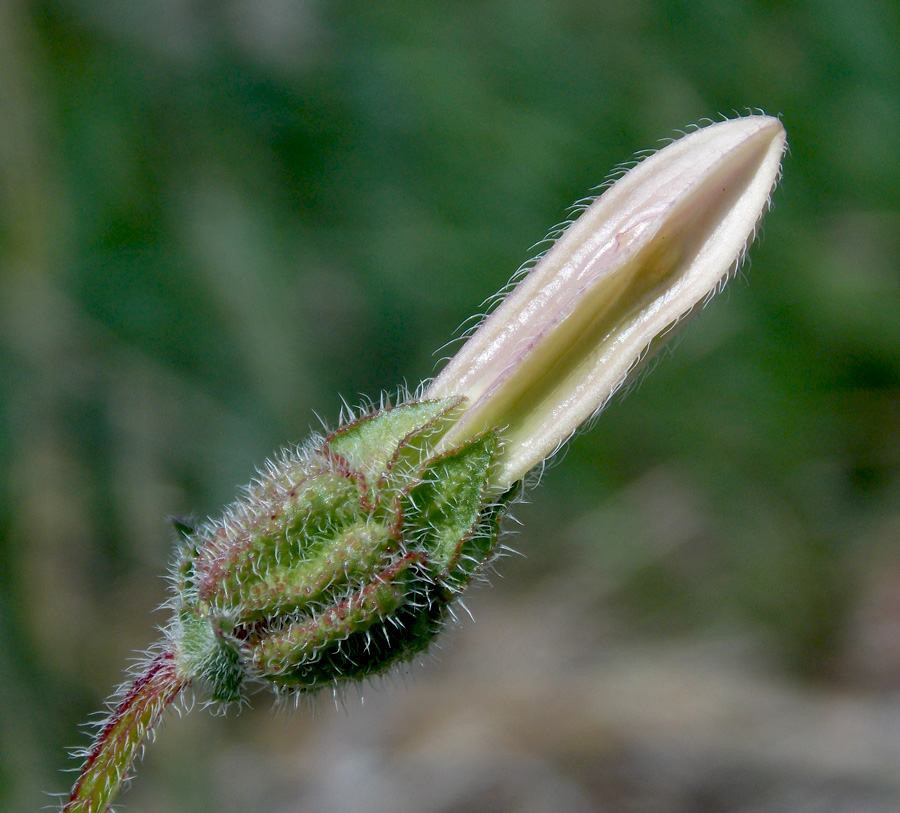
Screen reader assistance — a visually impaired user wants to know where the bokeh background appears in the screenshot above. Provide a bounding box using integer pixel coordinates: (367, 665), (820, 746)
(2, 1), (900, 811)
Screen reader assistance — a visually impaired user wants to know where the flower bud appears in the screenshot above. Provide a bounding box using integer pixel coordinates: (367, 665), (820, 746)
(427, 115), (786, 490)
(171, 397), (507, 699)
(65, 115), (785, 813)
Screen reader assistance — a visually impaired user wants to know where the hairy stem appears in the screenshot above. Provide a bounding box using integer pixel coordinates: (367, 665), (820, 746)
(65, 648), (188, 813)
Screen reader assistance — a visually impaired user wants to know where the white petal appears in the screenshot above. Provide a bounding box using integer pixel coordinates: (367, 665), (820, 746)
(427, 116), (786, 490)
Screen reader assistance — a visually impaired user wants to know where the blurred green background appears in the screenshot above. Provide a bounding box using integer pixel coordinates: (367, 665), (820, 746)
(2, 1), (900, 811)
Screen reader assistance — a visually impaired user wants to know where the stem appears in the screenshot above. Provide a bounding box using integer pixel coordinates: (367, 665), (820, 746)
(65, 647), (188, 813)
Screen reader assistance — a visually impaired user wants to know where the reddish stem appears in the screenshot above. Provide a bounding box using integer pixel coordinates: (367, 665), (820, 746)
(65, 647), (188, 813)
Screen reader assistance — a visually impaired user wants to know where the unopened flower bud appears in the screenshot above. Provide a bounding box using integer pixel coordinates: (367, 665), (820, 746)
(428, 115), (786, 490)
(172, 397), (507, 700)
(65, 115), (785, 812)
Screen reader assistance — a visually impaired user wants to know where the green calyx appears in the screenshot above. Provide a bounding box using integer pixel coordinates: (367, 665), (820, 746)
(171, 398), (508, 701)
